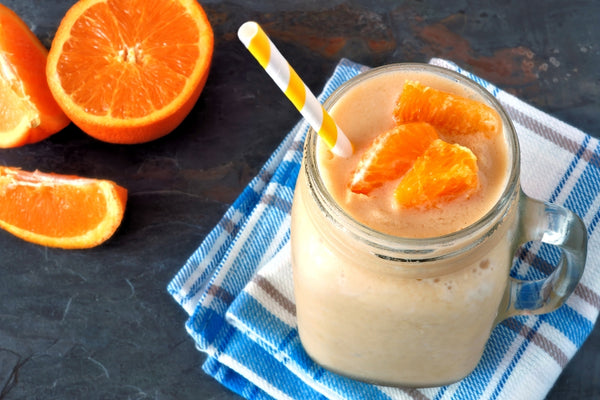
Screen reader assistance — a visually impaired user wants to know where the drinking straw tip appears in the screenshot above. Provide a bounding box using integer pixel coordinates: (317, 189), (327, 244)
(237, 20), (355, 158)
(238, 21), (259, 43)
(332, 130), (354, 158)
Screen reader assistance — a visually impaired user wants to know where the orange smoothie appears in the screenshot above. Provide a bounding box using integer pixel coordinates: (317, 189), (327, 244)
(318, 70), (509, 238)
(291, 64), (519, 386)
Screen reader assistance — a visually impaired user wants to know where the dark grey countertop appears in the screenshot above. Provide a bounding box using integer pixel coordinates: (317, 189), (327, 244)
(1, 1), (598, 399)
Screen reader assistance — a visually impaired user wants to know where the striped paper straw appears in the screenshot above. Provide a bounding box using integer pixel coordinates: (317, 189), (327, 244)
(238, 21), (353, 157)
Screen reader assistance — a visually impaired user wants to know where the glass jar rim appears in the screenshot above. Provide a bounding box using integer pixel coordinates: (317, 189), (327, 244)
(304, 63), (521, 260)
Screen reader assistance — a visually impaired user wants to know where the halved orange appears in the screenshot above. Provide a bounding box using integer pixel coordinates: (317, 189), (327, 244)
(46, 0), (214, 144)
(349, 122), (439, 194)
(393, 81), (501, 138)
(0, 166), (127, 249)
(0, 4), (70, 147)
(394, 139), (479, 209)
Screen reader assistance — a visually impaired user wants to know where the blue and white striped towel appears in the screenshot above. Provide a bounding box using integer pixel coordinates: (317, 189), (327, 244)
(168, 58), (600, 400)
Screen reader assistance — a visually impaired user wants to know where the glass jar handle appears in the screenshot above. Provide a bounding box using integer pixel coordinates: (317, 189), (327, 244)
(498, 190), (587, 320)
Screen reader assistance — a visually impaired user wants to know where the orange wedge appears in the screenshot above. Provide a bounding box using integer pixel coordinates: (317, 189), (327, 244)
(0, 4), (70, 147)
(46, 0), (214, 144)
(394, 139), (479, 209)
(0, 166), (127, 249)
(349, 122), (439, 194)
(393, 81), (501, 137)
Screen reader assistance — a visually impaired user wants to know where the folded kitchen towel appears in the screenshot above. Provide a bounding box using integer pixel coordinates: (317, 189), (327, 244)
(167, 58), (600, 400)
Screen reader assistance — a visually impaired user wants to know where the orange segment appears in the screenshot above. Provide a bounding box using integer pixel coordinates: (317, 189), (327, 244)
(394, 139), (479, 209)
(0, 166), (127, 249)
(0, 4), (70, 148)
(349, 122), (439, 194)
(46, 0), (214, 144)
(393, 81), (501, 138)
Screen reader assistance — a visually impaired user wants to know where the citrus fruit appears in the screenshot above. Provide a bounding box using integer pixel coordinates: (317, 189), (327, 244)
(0, 4), (70, 148)
(393, 81), (501, 138)
(349, 122), (439, 194)
(46, 0), (214, 144)
(0, 166), (127, 249)
(394, 139), (479, 209)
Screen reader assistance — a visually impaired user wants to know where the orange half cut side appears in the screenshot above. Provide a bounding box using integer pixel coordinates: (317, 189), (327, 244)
(46, 0), (214, 144)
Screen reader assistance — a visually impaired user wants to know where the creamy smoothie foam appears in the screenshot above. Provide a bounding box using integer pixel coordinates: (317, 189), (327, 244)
(319, 70), (509, 238)
(291, 65), (518, 386)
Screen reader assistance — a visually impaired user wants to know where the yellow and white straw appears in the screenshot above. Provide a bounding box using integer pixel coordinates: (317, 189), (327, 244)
(238, 21), (353, 157)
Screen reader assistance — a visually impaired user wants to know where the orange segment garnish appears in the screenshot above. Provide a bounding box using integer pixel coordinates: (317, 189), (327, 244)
(349, 122), (439, 194)
(393, 81), (501, 138)
(46, 0), (214, 144)
(0, 166), (127, 249)
(394, 139), (479, 209)
(0, 4), (70, 148)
